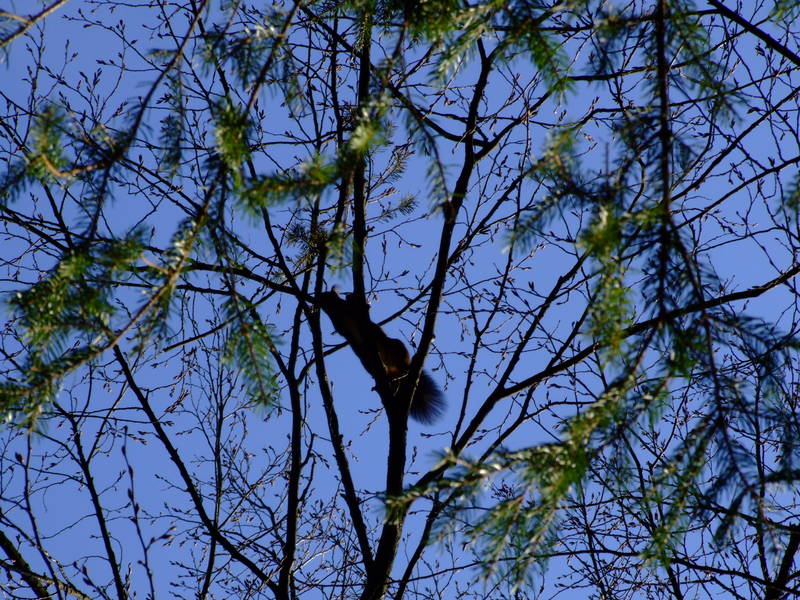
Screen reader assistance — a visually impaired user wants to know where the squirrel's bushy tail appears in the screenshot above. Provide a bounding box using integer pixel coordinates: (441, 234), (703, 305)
(410, 371), (446, 424)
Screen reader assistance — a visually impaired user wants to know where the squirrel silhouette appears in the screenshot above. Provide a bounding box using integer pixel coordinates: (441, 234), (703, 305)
(317, 290), (445, 423)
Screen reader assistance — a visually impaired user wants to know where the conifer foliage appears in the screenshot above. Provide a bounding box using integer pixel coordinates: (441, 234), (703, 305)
(2, 2), (800, 599)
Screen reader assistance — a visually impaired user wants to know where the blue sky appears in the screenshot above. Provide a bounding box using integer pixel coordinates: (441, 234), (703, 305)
(2, 2), (800, 600)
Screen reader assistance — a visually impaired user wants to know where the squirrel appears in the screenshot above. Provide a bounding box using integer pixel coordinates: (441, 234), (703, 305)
(317, 290), (445, 423)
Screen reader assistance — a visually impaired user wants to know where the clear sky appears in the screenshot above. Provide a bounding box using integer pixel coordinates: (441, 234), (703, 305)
(2, 2), (799, 600)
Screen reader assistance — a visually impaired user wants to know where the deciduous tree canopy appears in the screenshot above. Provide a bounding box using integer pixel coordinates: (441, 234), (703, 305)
(2, 1), (800, 599)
